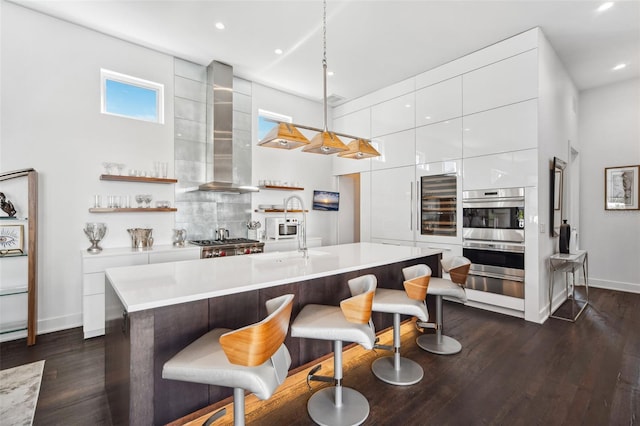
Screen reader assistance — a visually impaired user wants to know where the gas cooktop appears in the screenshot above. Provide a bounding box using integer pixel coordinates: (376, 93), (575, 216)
(189, 238), (261, 247)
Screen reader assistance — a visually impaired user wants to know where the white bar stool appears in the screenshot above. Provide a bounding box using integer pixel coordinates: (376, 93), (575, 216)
(403, 257), (470, 355)
(370, 267), (430, 385)
(162, 294), (294, 426)
(291, 275), (377, 426)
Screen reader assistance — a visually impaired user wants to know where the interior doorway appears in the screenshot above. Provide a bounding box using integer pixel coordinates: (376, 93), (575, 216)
(337, 173), (360, 244)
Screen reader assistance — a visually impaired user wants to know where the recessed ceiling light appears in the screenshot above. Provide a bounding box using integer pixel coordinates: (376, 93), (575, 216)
(274, 48), (283, 55)
(215, 22), (225, 30)
(597, 2), (614, 12)
(612, 63), (627, 71)
(405, 104), (412, 108)
(425, 116), (431, 120)
(327, 71), (334, 76)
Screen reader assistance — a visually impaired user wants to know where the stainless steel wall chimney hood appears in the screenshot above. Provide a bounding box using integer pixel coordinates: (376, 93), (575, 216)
(198, 61), (258, 194)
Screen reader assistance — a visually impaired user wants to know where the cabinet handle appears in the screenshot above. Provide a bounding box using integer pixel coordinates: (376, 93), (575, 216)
(409, 181), (413, 231)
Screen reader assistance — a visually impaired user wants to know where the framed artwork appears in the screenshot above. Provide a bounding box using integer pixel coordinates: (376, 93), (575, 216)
(312, 190), (340, 211)
(0, 224), (24, 254)
(605, 165), (640, 210)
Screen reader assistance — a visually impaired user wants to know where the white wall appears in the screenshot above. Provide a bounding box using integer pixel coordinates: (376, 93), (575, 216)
(579, 78), (640, 293)
(250, 83), (338, 246)
(1, 2), (176, 335)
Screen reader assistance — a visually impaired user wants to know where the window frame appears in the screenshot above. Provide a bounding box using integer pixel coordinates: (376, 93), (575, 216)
(257, 109), (292, 140)
(100, 68), (164, 124)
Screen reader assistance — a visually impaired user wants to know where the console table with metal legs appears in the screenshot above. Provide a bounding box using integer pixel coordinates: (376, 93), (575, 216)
(548, 250), (589, 322)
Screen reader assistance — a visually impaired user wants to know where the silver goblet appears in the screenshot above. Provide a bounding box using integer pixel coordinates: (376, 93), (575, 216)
(84, 222), (107, 254)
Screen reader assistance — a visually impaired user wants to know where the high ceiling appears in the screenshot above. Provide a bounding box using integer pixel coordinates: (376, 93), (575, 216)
(11, 0), (640, 103)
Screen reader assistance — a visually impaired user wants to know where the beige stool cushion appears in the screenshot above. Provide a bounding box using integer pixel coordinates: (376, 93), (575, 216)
(428, 277), (468, 302)
(372, 288), (429, 322)
(162, 328), (291, 400)
(291, 304), (376, 350)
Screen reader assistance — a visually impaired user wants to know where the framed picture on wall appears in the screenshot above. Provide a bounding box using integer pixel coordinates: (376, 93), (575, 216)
(605, 165), (640, 210)
(0, 224), (24, 255)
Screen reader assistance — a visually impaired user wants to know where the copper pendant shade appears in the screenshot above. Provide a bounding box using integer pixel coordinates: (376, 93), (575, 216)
(258, 122), (310, 149)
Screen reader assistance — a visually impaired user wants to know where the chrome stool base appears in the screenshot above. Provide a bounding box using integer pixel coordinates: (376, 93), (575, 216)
(416, 334), (462, 355)
(308, 386), (369, 426)
(371, 356), (423, 385)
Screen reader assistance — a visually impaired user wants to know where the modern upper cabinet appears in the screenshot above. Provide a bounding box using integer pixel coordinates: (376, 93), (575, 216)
(371, 93), (415, 137)
(416, 118), (463, 165)
(332, 109), (372, 176)
(462, 49), (538, 115)
(415, 76), (462, 127)
(371, 129), (415, 170)
(462, 149), (538, 191)
(463, 99), (538, 158)
(370, 166), (415, 242)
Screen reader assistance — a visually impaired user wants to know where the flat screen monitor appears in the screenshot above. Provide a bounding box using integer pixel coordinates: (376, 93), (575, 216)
(313, 190), (339, 211)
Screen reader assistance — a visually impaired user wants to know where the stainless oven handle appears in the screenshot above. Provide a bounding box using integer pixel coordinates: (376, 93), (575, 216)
(468, 269), (524, 282)
(463, 241), (525, 252)
(428, 246), (451, 251)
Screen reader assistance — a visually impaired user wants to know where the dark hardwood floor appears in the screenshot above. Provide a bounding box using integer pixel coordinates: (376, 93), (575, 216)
(1, 287), (638, 425)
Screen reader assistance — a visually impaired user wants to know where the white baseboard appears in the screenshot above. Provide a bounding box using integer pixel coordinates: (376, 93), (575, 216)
(589, 278), (640, 294)
(0, 313), (82, 343)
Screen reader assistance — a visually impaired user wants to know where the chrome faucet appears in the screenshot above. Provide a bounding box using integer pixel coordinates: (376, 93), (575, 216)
(283, 195), (308, 258)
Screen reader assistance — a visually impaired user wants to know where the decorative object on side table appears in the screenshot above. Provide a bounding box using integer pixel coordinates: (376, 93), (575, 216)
(0, 192), (17, 217)
(84, 222), (107, 254)
(605, 165), (639, 210)
(0, 224), (24, 255)
(559, 220), (570, 254)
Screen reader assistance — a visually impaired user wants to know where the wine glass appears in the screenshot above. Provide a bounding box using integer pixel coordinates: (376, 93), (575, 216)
(143, 194), (152, 208)
(135, 194), (144, 208)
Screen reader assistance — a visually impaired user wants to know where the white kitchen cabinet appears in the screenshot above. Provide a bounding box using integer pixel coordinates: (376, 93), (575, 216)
(371, 129), (415, 170)
(332, 109), (372, 176)
(416, 118), (463, 165)
(371, 93), (415, 137)
(463, 49), (538, 115)
(81, 245), (199, 338)
(360, 171), (372, 242)
(415, 76), (462, 127)
(370, 166), (415, 242)
(462, 149), (538, 191)
(463, 99), (538, 158)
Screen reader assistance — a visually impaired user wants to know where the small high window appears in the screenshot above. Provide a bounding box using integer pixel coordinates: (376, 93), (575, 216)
(101, 69), (164, 123)
(257, 109), (292, 140)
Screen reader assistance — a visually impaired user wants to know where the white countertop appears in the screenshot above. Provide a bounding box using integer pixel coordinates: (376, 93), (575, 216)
(106, 242), (442, 313)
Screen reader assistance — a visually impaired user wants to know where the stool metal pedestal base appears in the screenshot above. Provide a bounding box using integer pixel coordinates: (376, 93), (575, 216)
(307, 386), (369, 426)
(416, 334), (462, 355)
(371, 356), (423, 385)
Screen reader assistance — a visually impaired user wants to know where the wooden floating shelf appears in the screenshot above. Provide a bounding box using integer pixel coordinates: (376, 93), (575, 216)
(259, 185), (304, 191)
(255, 209), (308, 213)
(89, 207), (177, 213)
(100, 174), (178, 184)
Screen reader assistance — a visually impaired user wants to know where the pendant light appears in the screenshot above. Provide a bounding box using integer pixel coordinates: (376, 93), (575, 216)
(258, 122), (310, 149)
(301, 0), (348, 155)
(256, 0), (380, 160)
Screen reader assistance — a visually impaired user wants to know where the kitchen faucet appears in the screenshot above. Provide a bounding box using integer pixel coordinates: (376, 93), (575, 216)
(283, 195), (308, 258)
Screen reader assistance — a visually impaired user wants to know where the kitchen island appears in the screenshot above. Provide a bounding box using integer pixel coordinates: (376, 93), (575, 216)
(104, 242), (442, 425)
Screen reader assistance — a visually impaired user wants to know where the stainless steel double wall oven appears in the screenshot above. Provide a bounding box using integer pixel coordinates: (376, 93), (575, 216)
(462, 188), (525, 298)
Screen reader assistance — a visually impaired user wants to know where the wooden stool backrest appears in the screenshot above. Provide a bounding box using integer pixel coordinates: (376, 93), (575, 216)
(220, 294), (294, 367)
(441, 256), (471, 286)
(341, 274), (377, 324)
(402, 264), (432, 300)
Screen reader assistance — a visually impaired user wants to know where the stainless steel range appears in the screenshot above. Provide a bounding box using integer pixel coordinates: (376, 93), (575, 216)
(190, 238), (264, 259)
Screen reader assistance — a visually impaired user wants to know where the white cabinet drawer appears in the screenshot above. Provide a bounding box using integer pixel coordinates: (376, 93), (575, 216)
(83, 272), (104, 296)
(370, 166), (415, 242)
(148, 248), (200, 264)
(415, 77), (462, 127)
(83, 293), (105, 339)
(463, 49), (538, 115)
(463, 99), (537, 158)
(415, 242), (462, 279)
(83, 253), (148, 273)
(371, 93), (415, 137)
(416, 118), (462, 164)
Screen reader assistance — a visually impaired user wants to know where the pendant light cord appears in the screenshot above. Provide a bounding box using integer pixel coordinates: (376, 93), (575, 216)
(322, 0), (328, 132)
